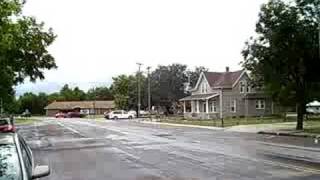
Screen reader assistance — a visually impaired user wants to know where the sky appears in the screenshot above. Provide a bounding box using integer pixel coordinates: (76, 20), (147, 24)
(16, 0), (267, 95)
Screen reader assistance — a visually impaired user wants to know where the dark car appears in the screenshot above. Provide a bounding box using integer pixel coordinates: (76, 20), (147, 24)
(0, 132), (50, 180)
(67, 111), (85, 118)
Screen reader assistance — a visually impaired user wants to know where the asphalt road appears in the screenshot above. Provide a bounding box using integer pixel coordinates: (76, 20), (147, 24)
(17, 118), (320, 180)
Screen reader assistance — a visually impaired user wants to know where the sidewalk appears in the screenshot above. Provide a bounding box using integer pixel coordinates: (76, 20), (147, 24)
(224, 122), (297, 133)
(139, 119), (223, 130)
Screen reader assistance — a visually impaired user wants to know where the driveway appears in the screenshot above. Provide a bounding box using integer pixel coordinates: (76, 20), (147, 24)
(17, 118), (320, 180)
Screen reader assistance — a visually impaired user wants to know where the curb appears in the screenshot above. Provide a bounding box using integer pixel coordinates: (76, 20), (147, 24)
(139, 120), (224, 130)
(258, 131), (320, 138)
(260, 142), (320, 152)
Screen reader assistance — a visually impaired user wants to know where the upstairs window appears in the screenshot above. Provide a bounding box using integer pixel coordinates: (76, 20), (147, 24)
(240, 81), (245, 93)
(201, 83), (208, 94)
(246, 85), (251, 93)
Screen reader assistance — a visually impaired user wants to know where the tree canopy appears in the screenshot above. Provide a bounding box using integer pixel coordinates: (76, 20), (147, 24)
(242, 0), (320, 130)
(0, 0), (56, 111)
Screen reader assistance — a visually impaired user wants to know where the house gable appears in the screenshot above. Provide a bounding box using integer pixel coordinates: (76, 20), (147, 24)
(191, 72), (212, 95)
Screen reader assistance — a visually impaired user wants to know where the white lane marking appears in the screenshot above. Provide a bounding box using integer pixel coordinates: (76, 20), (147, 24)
(55, 121), (83, 137)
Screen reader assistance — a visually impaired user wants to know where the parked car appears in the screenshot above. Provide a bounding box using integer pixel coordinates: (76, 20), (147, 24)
(21, 111), (31, 117)
(67, 112), (86, 118)
(55, 112), (67, 118)
(0, 118), (16, 132)
(127, 110), (150, 117)
(0, 131), (50, 179)
(106, 110), (135, 120)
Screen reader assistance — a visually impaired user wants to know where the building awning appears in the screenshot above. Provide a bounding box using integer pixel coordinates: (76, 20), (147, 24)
(179, 93), (219, 101)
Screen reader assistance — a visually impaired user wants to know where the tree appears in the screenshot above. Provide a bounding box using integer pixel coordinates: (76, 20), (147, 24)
(0, 0), (56, 110)
(150, 64), (188, 111)
(87, 87), (113, 100)
(111, 74), (147, 110)
(242, 0), (320, 130)
(18, 92), (48, 115)
(187, 66), (209, 88)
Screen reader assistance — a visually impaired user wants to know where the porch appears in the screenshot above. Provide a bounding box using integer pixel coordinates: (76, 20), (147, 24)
(180, 93), (220, 119)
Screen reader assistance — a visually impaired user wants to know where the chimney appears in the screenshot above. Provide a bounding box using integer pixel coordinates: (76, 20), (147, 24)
(226, 66), (230, 72)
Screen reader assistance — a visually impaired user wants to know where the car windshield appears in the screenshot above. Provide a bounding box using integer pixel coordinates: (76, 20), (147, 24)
(0, 144), (22, 180)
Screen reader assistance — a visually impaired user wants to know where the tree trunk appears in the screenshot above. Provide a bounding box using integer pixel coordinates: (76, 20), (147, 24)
(296, 102), (305, 130)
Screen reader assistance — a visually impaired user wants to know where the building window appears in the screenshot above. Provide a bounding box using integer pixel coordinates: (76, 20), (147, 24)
(211, 101), (217, 113)
(246, 85), (251, 93)
(231, 100), (236, 113)
(240, 81), (245, 93)
(256, 100), (265, 109)
(201, 83), (208, 94)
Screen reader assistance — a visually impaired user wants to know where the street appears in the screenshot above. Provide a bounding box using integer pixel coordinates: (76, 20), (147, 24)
(18, 118), (320, 180)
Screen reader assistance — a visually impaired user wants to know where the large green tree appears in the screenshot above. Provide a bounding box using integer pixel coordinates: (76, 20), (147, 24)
(111, 74), (147, 110)
(87, 87), (113, 100)
(242, 0), (320, 130)
(18, 92), (48, 115)
(150, 64), (188, 110)
(0, 0), (56, 111)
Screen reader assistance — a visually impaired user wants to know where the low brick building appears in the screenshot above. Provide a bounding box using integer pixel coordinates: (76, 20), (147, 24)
(44, 101), (115, 116)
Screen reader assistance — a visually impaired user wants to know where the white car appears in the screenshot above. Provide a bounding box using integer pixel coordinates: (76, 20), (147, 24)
(107, 110), (135, 120)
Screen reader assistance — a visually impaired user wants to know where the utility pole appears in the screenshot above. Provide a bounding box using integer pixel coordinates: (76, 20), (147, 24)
(137, 63), (143, 118)
(147, 66), (151, 113)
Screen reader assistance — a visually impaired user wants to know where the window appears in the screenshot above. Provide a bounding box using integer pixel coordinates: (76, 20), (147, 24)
(240, 81), (245, 93)
(231, 100), (236, 113)
(201, 83), (207, 94)
(212, 101), (217, 113)
(256, 100), (265, 109)
(246, 85), (251, 93)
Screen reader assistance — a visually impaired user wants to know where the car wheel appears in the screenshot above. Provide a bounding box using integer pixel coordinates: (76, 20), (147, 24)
(128, 116), (133, 119)
(113, 116), (118, 120)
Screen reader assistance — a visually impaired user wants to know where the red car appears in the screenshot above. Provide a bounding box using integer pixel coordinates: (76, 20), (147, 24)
(55, 112), (67, 118)
(0, 118), (16, 132)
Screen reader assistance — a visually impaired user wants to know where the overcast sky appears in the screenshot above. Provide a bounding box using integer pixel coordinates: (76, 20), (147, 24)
(17, 0), (267, 95)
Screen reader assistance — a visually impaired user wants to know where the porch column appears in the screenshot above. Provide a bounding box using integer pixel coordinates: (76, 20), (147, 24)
(196, 100), (200, 113)
(220, 90), (223, 119)
(206, 99), (209, 113)
(191, 101), (194, 113)
(183, 101), (186, 113)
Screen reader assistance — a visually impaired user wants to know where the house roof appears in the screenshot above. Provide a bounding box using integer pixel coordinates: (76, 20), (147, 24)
(204, 70), (244, 88)
(180, 93), (219, 101)
(44, 101), (115, 110)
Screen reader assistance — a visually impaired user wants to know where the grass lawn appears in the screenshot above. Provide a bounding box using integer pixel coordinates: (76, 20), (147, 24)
(302, 120), (320, 134)
(159, 116), (297, 127)
(14, 118), (39, 125)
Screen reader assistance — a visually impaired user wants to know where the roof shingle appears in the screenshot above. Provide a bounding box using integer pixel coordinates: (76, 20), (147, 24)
(45, 101), (115, 110)
(204, 70), (244, 88)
